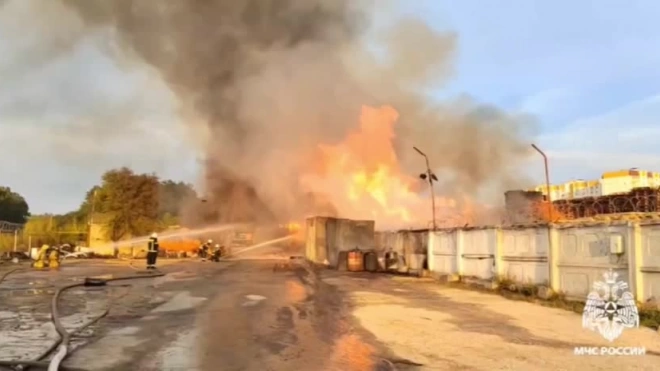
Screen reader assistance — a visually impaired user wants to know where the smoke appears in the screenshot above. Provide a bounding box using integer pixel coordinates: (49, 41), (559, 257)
(54, 0), (535, 225)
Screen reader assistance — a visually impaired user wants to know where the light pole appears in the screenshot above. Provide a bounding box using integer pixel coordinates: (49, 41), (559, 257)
(531, 144), (553, 222)
(413, 146), (438, 230)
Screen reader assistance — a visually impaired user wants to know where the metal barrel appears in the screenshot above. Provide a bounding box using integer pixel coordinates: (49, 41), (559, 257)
(347, 249), (364, 272)
(364, 252), (378, 272)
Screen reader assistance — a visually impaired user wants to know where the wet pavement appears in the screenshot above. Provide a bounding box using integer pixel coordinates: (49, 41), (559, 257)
(0, 258), (391, 370)
(2, 258), (660, 370)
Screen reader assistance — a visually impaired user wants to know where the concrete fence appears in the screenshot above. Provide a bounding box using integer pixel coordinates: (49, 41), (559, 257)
(305, 216), (375, 267)
(304, 216), (660, 303)
(427, 221), (660, 303)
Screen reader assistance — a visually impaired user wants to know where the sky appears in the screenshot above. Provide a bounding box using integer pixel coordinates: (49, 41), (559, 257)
(2, 0), (660, 214)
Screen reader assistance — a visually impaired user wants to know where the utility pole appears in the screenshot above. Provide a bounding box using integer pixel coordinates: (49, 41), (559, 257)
(531, 144), (553, 222)
(413, 146), (439, 230)
(13, 229), (17, 252)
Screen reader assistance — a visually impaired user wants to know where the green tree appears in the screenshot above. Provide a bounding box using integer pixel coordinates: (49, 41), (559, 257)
(158, 180), (198, 226)
(96, 167), (160, 241)
(76, 186), (102, 220)
(0, 186), (30, 224)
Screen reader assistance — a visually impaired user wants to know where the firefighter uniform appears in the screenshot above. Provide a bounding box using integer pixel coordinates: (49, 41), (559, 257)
(210, 244), (221, 262)
(147, 233), (159, 269)
(199, 239), (212, 260)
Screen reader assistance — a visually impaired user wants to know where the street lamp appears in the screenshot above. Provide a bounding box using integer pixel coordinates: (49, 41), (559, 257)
(531, 144), (553, 222)
(413, 146), (439, 230)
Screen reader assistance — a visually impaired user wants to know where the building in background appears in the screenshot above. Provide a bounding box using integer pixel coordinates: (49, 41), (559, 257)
(531, 168), (660, 201)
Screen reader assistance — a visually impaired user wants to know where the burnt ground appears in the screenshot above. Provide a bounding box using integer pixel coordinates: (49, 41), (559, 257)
(1, 257), (660, 370)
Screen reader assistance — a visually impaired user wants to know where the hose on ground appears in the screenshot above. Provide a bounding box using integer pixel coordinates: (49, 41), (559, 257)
(0, 287), (108, 371)
(0, 268), (21, 285)
(0, 270), (164, 371)
(47, 271), (165, 371)
(0, 312), (103, 370)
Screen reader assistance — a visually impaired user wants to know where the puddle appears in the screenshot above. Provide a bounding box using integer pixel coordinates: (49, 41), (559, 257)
(0, 288), (56, 297)
(152, 272), (197, 286)
(0, 311), (107, 359)
(245, 294), (266, 301)
(285, 280), (308, 303)
(328, 333), (379, 370)
(108, 326), (140, 336)
(322, 278), (342, 285)
(148, 328), (199, 370)
(66, 331), (145, 369)
(90, 274), (115, 280)
(0, 311), (18, 320)
(151, 291), (207, 313)
(242, 294), (267, 307)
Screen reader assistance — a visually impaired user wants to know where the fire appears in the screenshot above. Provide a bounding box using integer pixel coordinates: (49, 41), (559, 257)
(533, 201), (569, 222)
(283, 222), (302, 233)
(301, 104), (472, 229)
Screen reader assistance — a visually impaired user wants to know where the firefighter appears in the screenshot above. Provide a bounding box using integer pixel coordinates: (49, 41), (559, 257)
(147, 232), (159, 270)
(210, 244), (221, 262)
(199, 239), (212, 261)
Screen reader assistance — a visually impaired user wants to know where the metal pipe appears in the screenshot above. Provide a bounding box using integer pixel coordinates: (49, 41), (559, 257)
(413, 146), (437, 230)
(531, 144), (553, 222)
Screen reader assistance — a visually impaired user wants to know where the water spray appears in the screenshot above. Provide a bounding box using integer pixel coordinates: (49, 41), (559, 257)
(90, 223), (249, 251)
(221, 236), (294, 260)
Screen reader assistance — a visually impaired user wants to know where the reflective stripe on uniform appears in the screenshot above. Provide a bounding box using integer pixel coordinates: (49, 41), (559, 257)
(148, 239), (158, 252)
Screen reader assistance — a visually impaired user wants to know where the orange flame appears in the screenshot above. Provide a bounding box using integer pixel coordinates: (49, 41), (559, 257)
(283, 222), (302, 233)
(301, 105), (474, 229)
(533, 201), (570, 222)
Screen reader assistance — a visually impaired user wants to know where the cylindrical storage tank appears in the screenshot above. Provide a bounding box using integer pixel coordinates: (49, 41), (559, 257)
(364, 252), (378, 272)
(347, 249), (364, 272)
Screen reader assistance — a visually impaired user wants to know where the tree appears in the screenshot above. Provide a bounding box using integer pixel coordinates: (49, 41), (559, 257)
(95, 167), (160, 241)
(77, 186), (102, 220)
(158, 180), (198, 226)
(0, 186), (30, 224)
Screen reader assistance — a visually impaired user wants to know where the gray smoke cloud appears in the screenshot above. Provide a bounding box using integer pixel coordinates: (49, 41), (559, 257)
(53, 0), (535, 226)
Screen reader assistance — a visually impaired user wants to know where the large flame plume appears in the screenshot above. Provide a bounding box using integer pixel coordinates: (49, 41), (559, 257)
(302, 105), (477, 229)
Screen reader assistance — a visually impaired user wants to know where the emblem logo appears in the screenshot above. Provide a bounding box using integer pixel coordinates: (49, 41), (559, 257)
(582, 270), (639, 342)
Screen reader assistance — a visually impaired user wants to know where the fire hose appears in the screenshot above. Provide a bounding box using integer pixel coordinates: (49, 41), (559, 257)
(0, 271), (164, 371)
(0, 268), (21, 285)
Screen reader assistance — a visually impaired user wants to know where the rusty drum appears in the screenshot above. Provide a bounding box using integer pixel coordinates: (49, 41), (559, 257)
(347, 248), (364, 272)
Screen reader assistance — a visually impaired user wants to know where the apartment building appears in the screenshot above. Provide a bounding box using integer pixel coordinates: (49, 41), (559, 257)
(531, 168), (660, 201)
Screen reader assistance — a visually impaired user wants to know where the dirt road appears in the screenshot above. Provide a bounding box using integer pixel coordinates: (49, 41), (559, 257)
(320, 270), (660, 370)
